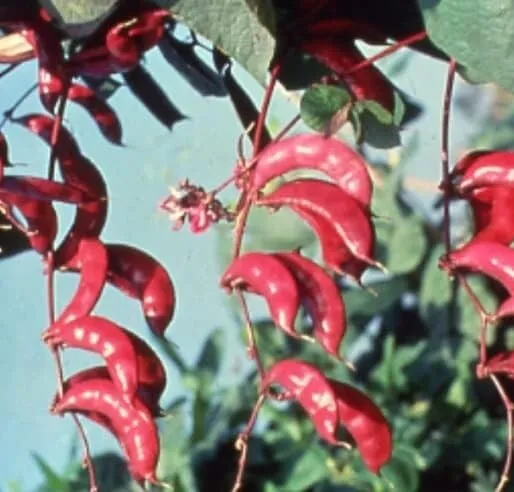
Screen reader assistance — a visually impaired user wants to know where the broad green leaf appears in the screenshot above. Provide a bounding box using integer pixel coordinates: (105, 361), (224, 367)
(344, 276), (409, 319)
(385, 216), (427, 275)
(32, 453), (69, 492)
(195, 328), (224, 376)
(300, 85), (352, 133)
(418, 0), (514, 93)
(39, 0), (119, 37)
(280, 445), (331, 491)
(168, 0), (276, 84)
(380, 445), (420, 492)
(245, 205), (316, 252)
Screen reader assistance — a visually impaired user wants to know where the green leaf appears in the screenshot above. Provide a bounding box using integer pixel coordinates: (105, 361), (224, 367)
(245, 205), (316, 252)
(32, 453), (69, 492)
(344, 276), (409, 319)
(418, 0), (514, 93)
(169, 0), (276, 84)
(195, 328), (224, 375)
(380, 445), (420, 492)
(39, 0), (120, 37)
(300, 85), (352, 133)
(279, 51), (330, 90)
(352, 102), (401, 149)
(385, 216), (427, 275)
(280, 445), (331, 491)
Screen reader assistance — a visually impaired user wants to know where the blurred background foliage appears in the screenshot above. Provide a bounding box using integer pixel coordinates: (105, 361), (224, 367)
(8, 3), (514, 492)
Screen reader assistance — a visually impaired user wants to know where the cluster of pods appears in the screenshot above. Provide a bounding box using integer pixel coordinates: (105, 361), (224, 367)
(219, 132), (393, 474)
(440, 151), (514, 378)
(0, 3), (183, 486)
(0, 110), (176, 484)
(1, 3), (171, 108)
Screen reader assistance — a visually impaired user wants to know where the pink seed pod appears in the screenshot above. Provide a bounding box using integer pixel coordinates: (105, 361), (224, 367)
(0, 193), (57, 254)
(51, 376), (163, 485)
(250, 133), (372, 206)
(329, 379), (392, 474)
(42, 315), (138, 401)
(273, 251), (347, 358)
(261, 359), (339, 443)
(0, 175), (94, 204)
(105, 244), (176, 336)
(55, 238), (108, 325)
(439, 241), (514, 318)
(220, 252), (302, 339)
(289, 203), (368, 282)
(257, 178), (381, 270)
(68, 83), (123, 145)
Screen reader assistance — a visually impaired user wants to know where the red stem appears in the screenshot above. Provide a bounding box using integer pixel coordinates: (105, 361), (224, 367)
(44, 86), (98, 491)
(230, 393), (266, 492)
(490, 375), (514, 492)
(344, 31), (427, 76)
(440, 58), (456, 256)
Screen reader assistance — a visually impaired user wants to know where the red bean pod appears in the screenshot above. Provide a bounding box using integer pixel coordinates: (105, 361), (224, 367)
(55, 238), (108, 325)
(105, 244), (176, 336)
(251, 133), (372, 206)
(478, 352), (514, 379)
(0, 175), (94, 204)
(289, 204), (368, 282)
(439, 241), (514, 318)
(273, 252), (347, 357)
(23, 25), (67, 113)
(51, 376), (162, 485)
(0, 192), (57, 253)
(54, 154), (108, 268)
(299, 37), (395, 112)
(68, 83), (123, 145)
(329, 379), (392, 473)
(13, 114), (110, 265)
(452, 150), (514, 193)
(42, 315), (138, 401)
(261, 359), (339, 443)
(220, 252), (302, 339)
(257, 179), (381, 270)
(106, 9), (169, 61)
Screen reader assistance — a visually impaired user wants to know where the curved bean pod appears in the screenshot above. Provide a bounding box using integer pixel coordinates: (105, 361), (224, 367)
(274, 252), (346, 357)
(68, 83), (123, 144)
(440, 241), (514, 318)
(220, 252), (301, 339)
(0, 175), (94, 203)
(250, 133), (372, 206)
(42, 315), (138, 401)
(329, 379), (392, 474)
(106, 244), (176, 336)
(453, 150), (514, 193)
(261, 359), (338, 443)
(51, 377), (162, 485)
(289, 204), (368, 282)
(55, 238), (108, 325)
(258, 179), (380, 270)
(0, 192), (57, 253)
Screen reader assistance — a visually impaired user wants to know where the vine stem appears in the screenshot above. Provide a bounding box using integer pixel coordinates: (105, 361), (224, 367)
(343, 31), (427, 76)
(44, 84), (98, 492)
(230, 63), (281, 492)
(440, 58), (456, 256)
(230, 393), (266, 492)
(490, 375), (513, 492)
